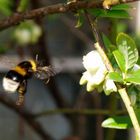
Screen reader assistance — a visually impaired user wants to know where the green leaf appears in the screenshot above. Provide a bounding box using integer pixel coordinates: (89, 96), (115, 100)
(108, 72), (123, 82)
(102, 34), (116, 52)
(117, 33), (138, 71)
(102, 10), (130, 19)
(113, 50), (126, 72)
(135, 109), (140, 122)
(88, 9), (103, 18)
(102, 116), (132, 129)
(102, 34), (111, 49)
(88, 9), (130, 19)
(111, 4), (132, 11)
(125, 69), (140, 84)
(75, 10), (84, 28)
(17, 0), (28, 12)
(0, 0), (13, 15)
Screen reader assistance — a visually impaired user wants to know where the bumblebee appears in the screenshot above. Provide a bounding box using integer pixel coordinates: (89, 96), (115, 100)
(2, 59), (55, 105)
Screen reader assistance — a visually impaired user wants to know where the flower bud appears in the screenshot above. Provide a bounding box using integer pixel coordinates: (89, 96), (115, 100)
(103, 79), (117, 95)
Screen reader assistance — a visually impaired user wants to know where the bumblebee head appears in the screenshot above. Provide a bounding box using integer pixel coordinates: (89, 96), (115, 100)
(3, 70), (24, 93)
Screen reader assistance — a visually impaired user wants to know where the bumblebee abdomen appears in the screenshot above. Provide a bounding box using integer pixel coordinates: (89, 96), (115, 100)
(3, 77), (20, 93)
(3, 70), (24, 93)
(5, 70), (24, 82)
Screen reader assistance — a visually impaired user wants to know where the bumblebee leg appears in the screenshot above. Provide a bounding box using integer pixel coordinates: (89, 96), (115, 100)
(16, 80), (27, 106)
(44, 78), (50, 84)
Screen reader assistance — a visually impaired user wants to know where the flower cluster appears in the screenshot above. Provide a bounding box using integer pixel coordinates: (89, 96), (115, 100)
(80, 50), (117, 94)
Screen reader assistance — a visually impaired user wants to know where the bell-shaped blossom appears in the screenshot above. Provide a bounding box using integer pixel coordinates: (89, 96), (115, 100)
(103, 79), (117, 95)
(80, 50), (117, 93)
(80, 51), (108, 92)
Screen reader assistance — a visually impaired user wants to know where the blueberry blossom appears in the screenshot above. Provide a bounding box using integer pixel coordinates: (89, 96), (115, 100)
(80, 50), (117, 94)
(80, 50), (107, 92)
(103, 78), (117, 95)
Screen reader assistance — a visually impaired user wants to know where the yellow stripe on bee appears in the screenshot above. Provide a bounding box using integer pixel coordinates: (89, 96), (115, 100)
(29, 60), (37, 72)
(14, 66), (27, 76)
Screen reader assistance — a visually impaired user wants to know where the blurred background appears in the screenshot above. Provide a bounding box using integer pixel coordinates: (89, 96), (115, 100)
(0, 0), (139, 140)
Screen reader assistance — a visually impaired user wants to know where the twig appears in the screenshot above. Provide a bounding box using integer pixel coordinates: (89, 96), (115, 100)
(0, 0), (139, 31)
(33, 108), (126, 118)
(85, 12), (114, 71)
(0, 1), (101, 31)
(119, 88), (140, 139)
(0, 93), (52, 140)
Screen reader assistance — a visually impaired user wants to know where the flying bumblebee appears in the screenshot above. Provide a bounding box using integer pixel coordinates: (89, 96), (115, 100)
(2, 58), (55, 105)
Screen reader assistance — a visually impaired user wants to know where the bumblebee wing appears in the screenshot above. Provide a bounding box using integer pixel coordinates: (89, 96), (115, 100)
(42, 66), (55, 77)
(34, 66), (55, 81)
(0, 56), (19, 70)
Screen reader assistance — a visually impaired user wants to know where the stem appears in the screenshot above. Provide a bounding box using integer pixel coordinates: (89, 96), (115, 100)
(85, 12), (114, 71)
(34, 108), (125, 118)
(94, 42), (114, 71)
(119, 88), (140, 140)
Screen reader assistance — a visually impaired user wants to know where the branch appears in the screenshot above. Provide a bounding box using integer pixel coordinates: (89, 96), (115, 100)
(0, 0), (139, 31)
(119, 88), (140, 139)
(0, 93), (52, 140)
(33, 108), (126, 118)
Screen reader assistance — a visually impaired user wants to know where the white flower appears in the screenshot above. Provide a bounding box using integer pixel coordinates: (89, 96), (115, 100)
(103, 79), (117, 95)
(83, 51), (107, 74)
(14, 21), (42, 45)
(80, 50), (108, 92)
(14, 29), (31, 44)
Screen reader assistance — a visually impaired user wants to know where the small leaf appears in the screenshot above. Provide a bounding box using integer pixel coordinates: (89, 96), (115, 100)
(113, 50), (126, 72)
(102, 116), (132, 129)
(102, 34), (111, 49)
(117, 33), (138, 71)
(111, 4), (133, 11)
(75, 10), (84, 28)
(125, 69), (140, 84)
(108, 72), (123, 82)
(88, 9), (104, 18)
(102, 10), (130, 19)
(135, 109), (140, 122)
(88, 9), (130, 19)
(0, 0), (13, 15)
(102, 34), (116, 52)
(17, 0), (28, 12)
